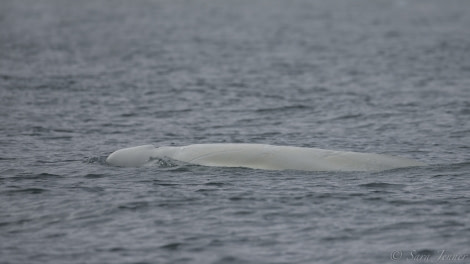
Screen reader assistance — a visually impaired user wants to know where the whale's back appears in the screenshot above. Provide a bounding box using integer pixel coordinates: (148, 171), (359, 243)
(141, 144), (427, 171)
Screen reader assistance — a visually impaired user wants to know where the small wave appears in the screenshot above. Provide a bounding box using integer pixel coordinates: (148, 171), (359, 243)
(211, 255), (250, 264)
(6, 188), (48, 195)
(255, 104), (311, 113)
(79, 186), (106, 193)
(37, 173), (62, 178)
(359, 182), (406, 189)
(146, 157), (184, 169)
(83, 156), (108, 165)
(152, 180), (179, 186)
(204, 182), (226, 187)
(428, 219), (465, 228)
(83, 173), (106, 179)
(159, 242), (183, 250)
(117, 201), (150, 211)
(12, 172), (63, 180)
(427, 162), (470, 177)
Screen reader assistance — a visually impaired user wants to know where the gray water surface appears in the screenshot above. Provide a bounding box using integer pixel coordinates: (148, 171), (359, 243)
(1, 0), (470, 263)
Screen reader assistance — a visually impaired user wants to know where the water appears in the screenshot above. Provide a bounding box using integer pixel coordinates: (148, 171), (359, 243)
(1, 0), (469, 263)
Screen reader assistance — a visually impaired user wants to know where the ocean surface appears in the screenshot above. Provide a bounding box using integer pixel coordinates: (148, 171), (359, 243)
(1, 0), (469, 263)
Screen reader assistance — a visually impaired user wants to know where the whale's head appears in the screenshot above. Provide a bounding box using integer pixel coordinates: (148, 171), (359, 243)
(106, 145), (156, 167)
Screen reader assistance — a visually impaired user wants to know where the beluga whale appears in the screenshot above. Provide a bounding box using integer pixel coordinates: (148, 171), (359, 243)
(106, 144), (426, 172)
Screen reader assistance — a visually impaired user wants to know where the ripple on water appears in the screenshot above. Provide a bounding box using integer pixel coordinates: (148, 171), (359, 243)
(6, 187), (49, 195)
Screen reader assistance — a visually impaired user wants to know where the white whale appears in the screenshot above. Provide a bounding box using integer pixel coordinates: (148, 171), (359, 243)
(106, 144), (426, 172)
